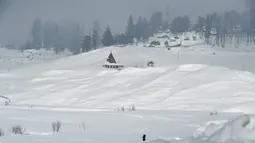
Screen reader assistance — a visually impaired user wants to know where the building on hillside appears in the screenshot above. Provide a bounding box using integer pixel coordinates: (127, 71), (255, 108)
(103, 52), (124, 70)
(147, 61), (155, 67)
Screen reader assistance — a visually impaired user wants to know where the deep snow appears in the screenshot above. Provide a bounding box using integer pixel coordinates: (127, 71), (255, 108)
(1, 33), (255, 142)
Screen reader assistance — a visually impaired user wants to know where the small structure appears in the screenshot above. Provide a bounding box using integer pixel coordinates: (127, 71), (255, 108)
(184, 37), (190, 40)
(192, 35), (197, 41)
(147, 61), (155, 67)
(103, 52), (124, 70)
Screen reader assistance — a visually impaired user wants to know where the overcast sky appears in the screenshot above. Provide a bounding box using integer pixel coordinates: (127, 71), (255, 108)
(0, 0), (245, 45)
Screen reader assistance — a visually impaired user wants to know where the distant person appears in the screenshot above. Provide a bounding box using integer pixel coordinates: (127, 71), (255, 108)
(142, 134), (146, 142)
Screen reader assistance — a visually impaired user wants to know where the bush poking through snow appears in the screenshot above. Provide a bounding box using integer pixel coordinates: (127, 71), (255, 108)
(128, 104), (136, 111)
(81, 122), (85, 130)
(210, 111), (218, 116)
(131, 104), (136, 111)
(11, 126), (24, 135)
(0, 128), (4, 137)
(79, 122), (86, 130)
(52, 121), (62, 132)
(121, 106), (125, 112)
(116, 105), (136, 112)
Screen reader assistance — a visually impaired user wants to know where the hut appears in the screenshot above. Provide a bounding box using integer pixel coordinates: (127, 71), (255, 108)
(103, 52), (124, 69)
(147, 61), (155, 67)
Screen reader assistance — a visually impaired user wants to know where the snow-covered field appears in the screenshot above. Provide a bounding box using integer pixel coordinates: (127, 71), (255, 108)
(1, 34), (255, 142)
(0, 48), (72, 71)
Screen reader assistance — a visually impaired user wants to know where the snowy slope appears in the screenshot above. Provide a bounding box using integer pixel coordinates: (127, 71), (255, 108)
(1, 36), (255, 142)
(1, 39), (255, 113)
(0, 47), (72, 71)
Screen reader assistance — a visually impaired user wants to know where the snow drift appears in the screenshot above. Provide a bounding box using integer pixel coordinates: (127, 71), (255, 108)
(150, 115), (255, 143)
(191, 115), (255, 143)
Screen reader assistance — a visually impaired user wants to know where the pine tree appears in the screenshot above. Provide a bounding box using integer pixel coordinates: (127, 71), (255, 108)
(135, 16), (143, 41)
(102, 26), (114, 46)
(162, 21), (169, 30)
(32, 18), (43, 49)
(92, 20), (100, 49)
(141, 18), (150, 42)
(43, 21), (59, 50)
(205, 14), (212, 44)
(92, 29), (99, 49)
(126, 15), (135, 43)
(82, 34), (91, 53)
(150, 11), (163, 33)
(170, 16), (191, 34)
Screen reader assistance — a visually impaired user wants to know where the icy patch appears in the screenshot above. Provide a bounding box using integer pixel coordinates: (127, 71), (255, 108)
(176, 64), (208, 72)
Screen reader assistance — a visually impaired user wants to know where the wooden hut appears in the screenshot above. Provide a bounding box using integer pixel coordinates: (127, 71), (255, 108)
(103, 52), (124, 69)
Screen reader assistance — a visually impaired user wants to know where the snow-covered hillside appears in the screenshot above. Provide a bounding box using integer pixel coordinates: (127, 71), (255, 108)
(1, 34), (255, 142)
(0, 48), (72, 71)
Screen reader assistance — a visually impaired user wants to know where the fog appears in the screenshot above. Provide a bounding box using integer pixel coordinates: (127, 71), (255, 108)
(0, 0), (244, 46)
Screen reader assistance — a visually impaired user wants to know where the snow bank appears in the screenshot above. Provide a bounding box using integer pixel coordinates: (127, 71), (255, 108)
(150, 115), (255, 143)
(193, 120), (228, 140)
(208, 115), (255, 142)
(192, 115), (255, 143)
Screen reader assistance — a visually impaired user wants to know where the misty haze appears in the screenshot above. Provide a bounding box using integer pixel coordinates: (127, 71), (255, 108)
(0, 0), (243, 45)
(1, 0), (255, 143)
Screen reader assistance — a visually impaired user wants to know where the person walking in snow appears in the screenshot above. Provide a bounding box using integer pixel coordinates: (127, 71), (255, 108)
(142, 134), (146, 142)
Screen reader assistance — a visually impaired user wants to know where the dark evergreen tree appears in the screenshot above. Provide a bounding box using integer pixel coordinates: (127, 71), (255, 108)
(205, 14), (212, 44)
(92, 20), (100, 49)
(170, 16), (190, 34)
(149, 11), (163, 33)
(102, 26), (114, 46)
(135, 16), (144, 41)
(141, 18), (151, 42)
(82, 34), (91, 53)
(162, 21), (169, 30)
(70, 23), (83, 54)
(114, 33), (127, 45)
(197, 16), (205, 35)
(126, 15), (135, 43)
(43, 21), (59, 49)
(32, 18), (43, 49)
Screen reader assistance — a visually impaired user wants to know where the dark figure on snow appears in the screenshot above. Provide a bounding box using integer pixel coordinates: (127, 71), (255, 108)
(142, 134), (146, 142)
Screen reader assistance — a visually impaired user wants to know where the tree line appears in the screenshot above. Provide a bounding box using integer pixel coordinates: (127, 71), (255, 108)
(23, 10), (194, 54)
(24, 0), (252, 54)
(194, 0), (255, 48)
